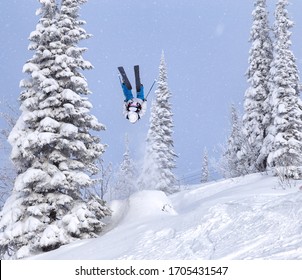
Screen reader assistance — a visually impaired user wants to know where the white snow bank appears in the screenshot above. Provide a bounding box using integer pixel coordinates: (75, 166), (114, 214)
(125, 190), (177, 220)
(28, 173), (302, 260)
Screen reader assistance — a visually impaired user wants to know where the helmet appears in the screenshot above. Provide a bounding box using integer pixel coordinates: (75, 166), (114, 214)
(128, 111), (139, 123)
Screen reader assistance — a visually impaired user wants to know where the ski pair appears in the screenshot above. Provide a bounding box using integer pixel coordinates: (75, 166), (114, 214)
(118, 65), (142, 92)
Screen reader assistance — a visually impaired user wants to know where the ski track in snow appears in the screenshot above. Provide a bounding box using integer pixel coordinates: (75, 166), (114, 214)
(29, 173), (302, 260)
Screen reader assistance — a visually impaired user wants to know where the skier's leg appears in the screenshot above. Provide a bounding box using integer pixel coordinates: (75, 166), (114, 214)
(122, 83), (134, 101)
(136, 84), (145, 100)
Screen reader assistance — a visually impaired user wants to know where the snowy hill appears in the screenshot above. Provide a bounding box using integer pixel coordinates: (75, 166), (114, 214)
(28, 173), (302, 260)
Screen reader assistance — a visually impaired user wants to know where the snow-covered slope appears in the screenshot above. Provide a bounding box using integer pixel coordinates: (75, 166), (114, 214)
(29, 173), (302, 260)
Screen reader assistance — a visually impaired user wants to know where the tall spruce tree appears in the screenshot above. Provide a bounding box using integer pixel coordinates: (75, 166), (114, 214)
(138, 52), (177, 194)
(265, 0), (302, 171)
(0, 0), (110, 259)
(241, 0), (273, 172)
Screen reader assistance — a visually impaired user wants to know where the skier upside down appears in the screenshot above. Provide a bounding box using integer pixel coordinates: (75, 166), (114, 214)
(118, 65), (147, 124)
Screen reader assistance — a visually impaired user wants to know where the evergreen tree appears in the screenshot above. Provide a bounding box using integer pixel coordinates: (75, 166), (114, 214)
(241, 0), (273, 172)
(113, 134), (138, 200)
(222, 105), (248, 178)
(265, 0), (302, 171)
(138, 52), (177, 194)
(0, 0), (110, 259)
(201, 147), (209, 183)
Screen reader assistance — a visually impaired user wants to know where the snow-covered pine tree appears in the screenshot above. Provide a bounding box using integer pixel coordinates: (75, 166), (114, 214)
(241, 0), (273, 173)
(0, 0), (110, 259)
(222, 104), (248, 178)
(138, 52), (177, 194)
(113, 134), (138, 200)
(201, 147), (209, 183)
(265, 0), (302, 173)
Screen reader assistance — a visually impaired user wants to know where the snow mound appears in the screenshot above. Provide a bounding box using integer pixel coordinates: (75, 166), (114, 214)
(126, 190), (178, 219)
(28, 174), (302, 260)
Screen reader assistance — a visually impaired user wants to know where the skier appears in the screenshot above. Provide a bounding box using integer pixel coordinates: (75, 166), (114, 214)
(119, 66), (147, 124)
(122, 83), (147, 123)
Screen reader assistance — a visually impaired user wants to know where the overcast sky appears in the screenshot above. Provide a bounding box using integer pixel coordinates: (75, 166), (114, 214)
(1, 0), (302, 183)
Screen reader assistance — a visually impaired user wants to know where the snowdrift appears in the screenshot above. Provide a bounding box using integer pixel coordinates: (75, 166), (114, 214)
(29, 173), (302, 260)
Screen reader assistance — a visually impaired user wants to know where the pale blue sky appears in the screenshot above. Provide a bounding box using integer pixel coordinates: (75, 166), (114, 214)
(1, 0), (302, 183)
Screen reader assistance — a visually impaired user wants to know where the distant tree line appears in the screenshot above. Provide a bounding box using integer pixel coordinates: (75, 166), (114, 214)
(223, 0), (302, 181)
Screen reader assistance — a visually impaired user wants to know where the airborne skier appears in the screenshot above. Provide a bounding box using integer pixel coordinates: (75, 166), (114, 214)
(118, 65), (147, 123)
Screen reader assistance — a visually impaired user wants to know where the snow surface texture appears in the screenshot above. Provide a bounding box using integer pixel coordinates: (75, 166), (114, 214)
(29, 174), (302, 260)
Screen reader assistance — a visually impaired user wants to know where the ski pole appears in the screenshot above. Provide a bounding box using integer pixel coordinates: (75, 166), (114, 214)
(145, 79), (156, 100)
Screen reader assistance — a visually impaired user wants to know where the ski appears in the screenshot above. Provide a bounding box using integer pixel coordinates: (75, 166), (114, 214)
(134, 65), (141, 92)
(118, 66), (132, 90)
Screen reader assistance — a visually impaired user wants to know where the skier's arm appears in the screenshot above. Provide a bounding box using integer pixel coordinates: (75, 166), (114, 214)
(139, 101), (147, 117)
(123, 102), (129, 118)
